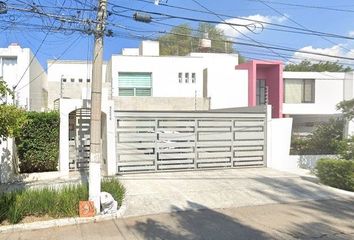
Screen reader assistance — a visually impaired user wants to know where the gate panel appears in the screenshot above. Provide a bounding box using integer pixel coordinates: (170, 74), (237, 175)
(115, 109), (267, 174)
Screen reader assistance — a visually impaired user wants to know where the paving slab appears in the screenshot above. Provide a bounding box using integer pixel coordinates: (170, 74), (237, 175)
(117, 168), (352, 217)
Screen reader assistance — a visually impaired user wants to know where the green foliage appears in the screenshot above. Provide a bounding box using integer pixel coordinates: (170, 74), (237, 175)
(336, 98), (354, 121)
(285, 60), (352, 72)
(0, 179), (125, 224)
(16, 111), (60, 173)
(336, 136), (354, 160)
(0, 105), (27, 143)
(102, 178), (125, 207)
(158, 23), (240, 56)
(291, 118), (344, 155)
(0, 77), (13, 102)
(315, 158), (354, 191)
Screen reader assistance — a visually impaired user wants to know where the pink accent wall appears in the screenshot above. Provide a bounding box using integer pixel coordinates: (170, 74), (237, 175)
(236, 60), (284, 118)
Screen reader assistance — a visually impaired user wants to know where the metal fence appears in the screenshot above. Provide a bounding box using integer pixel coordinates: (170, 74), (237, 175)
(115, 108), (267, 174)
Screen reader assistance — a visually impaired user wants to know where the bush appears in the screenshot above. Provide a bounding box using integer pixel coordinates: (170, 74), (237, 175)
(290, 118), (344, 155)
(15, 111), (59, 173)
(315, 158), (354, 191)
(0, 179), (125, 224)
(336, 136), (354, 160)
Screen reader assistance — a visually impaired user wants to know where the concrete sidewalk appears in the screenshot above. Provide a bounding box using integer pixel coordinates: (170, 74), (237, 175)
(1, 198), (353, 240)
(117, 168), (352, 217)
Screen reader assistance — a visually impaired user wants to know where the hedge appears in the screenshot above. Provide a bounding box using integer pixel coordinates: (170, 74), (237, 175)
(315, 158), (354, 191)
(15, 111), (60, 173)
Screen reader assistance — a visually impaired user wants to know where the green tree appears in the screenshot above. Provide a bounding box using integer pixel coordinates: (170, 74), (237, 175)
(285, 60), (352, 72)
(158, 23), (246, 63)
(336, 98), (354, 121)
(0, 79), (27, 143)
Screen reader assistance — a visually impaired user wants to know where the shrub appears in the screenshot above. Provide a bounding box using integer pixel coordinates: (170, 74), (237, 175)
(335, 136), (354, 160)
(290, 118), (344, 155)
(315, 158), (354, 191)
(0, 179), (125, 224)
(16, 111), (60, 173)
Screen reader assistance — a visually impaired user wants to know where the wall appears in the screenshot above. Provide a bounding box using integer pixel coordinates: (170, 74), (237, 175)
(266, 106), (293, 170)
(0, 45), (31, 110)
(288, 155), (337, 171)
(29, 51), (47, 111)
(47, 60), (107, 109)
(110, 55), (204, 98)
(0, 139), (15, 183)
(283, 72), (345, 115)
(113, 96), (210, 111)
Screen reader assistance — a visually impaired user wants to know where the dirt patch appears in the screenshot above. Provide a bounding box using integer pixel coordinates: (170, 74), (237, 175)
(1, 215), (56, 226)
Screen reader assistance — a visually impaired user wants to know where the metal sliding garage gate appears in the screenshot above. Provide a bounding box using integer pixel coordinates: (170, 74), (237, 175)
(115, 108), (267, 174)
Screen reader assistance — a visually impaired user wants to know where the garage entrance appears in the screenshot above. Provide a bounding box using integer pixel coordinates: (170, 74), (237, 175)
(115, 107), (267, 174)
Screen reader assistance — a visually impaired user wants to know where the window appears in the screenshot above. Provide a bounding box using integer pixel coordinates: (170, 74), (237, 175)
(191, 73), (196, 83)
(118, 72), (152, 96)
(78, 78), (83, 83)
(71, 78), (75, 82)
(62, 78), (67, 82)
(178, 72), (182, 83)
(256, 79), (266, 105)
(87, 78), (91, 83)
(185, 73), (189, 83)
(284, 79), (315, 103)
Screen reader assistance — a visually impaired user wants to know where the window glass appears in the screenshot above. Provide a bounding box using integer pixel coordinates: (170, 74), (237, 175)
(119, 88), (134, 96)
(185, 73), (189, 83)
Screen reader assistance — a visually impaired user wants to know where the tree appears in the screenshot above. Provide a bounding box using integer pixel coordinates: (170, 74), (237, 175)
(0, 78), (27, 143)
(337, 98), (354, 121)
(285, 60), (352, 72)
(158, 23), (246, 63)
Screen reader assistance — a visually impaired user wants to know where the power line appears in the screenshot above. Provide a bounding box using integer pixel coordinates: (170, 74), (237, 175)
(16, 35), (82, 92)
(125, 0), (354, 41)
(247, 0), (354, 13)
(13, 0), (69, 90)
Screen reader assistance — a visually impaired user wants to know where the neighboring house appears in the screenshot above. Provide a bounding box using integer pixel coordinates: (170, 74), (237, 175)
(282, 71), (354, 134)
(0, 43), (47, 111)
(237, 60), (354, 134)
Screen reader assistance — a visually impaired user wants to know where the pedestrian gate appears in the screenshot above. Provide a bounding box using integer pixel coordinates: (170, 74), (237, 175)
(115, 109), (267, 174)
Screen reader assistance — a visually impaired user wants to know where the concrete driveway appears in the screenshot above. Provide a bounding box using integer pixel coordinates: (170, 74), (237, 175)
(118, 168), (353, 217)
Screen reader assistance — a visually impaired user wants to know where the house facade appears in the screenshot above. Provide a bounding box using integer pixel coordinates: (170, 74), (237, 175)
(0, 43), (47, 111)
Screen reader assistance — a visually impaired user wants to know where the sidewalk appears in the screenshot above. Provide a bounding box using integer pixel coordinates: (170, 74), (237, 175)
(1, 198), (353, 240)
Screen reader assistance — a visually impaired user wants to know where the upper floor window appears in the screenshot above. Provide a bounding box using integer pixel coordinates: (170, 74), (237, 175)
(62, 78), (67, 82)
(178, 72), (182, 83)
(78, 78), (83, 83)
(87, 78), (91, 83)
(192, 73), (196, 83)
(118, 72), (152, 96)
(284, 79), (315, 103)
(185, 73), (189, 83)
(70, 78), (75, 83)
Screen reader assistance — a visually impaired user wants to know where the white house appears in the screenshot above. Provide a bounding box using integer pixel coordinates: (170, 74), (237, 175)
(47, 40), (248, 111)
(283, 71), (354, 134)
(0, 43), (47, 111)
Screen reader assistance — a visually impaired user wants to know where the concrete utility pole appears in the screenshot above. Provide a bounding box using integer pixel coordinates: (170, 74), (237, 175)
(89, 0), (107, 212)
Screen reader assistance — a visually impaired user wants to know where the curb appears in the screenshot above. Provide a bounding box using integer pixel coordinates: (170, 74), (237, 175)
(0, 201), (127, 234)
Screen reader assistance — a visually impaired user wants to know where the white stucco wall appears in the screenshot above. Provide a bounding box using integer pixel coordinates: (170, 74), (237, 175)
(110, 55), (204, 98)
(283, 72), (345, 115)
(0, 45), (46, 110)
(47, 60), (107, 109)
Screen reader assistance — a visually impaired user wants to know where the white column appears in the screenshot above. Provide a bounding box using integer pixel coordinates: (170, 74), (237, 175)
(59, 99), (70, 177)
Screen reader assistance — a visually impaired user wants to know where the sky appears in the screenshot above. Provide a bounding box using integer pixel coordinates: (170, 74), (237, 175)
(2, 0), (354, 68)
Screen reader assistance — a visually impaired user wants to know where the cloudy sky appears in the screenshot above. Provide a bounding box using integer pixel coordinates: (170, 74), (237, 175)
(1, 0), (354, 67)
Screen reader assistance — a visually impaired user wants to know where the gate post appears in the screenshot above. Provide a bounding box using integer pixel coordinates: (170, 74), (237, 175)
(265, 105), (272, 167)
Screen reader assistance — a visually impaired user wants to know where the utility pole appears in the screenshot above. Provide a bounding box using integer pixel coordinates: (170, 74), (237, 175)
(89, 0), (107, 213)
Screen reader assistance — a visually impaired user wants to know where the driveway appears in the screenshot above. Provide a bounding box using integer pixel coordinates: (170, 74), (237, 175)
(118, 168), (353, 217)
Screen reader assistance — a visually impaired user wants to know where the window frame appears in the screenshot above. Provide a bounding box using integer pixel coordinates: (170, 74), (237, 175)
(284, 78), (315, 104)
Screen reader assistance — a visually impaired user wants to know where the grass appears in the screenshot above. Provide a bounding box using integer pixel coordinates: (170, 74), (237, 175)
(0, 178), (125, 224)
